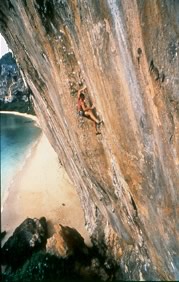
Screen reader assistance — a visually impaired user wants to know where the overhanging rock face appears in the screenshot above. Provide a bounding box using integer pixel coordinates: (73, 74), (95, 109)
(1, 1), (178, 280)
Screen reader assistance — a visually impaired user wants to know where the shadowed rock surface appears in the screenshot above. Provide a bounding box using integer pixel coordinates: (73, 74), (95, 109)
(2, 221), (115, 282)
(1, 217), (48, 270)
(0, 231), (7, 241)
(0, 1), (178, 280)
(2, 251), (109, 282)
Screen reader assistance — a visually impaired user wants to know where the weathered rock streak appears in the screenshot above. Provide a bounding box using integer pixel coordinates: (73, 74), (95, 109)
(0, 0), (179, 280)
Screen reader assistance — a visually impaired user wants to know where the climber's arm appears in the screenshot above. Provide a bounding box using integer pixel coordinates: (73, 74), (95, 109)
(77, 85), (87, 99)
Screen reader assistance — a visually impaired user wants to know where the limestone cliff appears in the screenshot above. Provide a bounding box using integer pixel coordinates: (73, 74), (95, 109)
(0, 1), (178, 280)
(0, 52), (34, 113)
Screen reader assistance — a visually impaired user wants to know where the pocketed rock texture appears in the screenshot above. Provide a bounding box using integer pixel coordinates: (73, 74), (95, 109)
(0, 1), (178, 280)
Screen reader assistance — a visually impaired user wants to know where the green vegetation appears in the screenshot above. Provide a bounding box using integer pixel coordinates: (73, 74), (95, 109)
(2, 251), (101, 282)
(0, 100), (35, 115)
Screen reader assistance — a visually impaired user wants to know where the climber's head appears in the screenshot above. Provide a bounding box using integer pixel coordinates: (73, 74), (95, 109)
(79, 93), (85, 101)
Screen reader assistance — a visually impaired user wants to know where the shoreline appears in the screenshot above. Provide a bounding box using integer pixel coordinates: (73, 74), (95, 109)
(0, 110), (37, 121)
(1, 133), (91, 246)
(1, 134), (42, 212)
(0, 111), (39, 126)
(1, 111), (41, 211)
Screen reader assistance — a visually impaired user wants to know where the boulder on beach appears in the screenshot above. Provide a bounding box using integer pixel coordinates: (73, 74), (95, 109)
(46, 224), (89, 259)
(1, 217), (48, 270)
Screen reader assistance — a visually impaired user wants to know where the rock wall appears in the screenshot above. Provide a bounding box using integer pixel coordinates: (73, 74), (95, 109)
(0, 0), (178, 280)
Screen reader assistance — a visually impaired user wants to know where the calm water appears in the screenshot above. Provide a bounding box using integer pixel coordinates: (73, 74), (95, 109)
(1, 113), (41, 205)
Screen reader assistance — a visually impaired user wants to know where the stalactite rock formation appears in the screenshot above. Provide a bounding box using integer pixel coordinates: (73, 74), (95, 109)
(0, 1), (178, 280)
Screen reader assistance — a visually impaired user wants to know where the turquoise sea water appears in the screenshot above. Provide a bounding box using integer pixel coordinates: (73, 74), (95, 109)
(1, 113), (41, 206)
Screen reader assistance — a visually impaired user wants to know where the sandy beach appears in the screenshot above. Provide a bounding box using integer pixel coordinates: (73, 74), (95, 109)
(0, 111), (38, 121)
(1, 132), (91, 245)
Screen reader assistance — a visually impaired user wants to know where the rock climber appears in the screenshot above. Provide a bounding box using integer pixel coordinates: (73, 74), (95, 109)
(77, 85), (103, 134)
